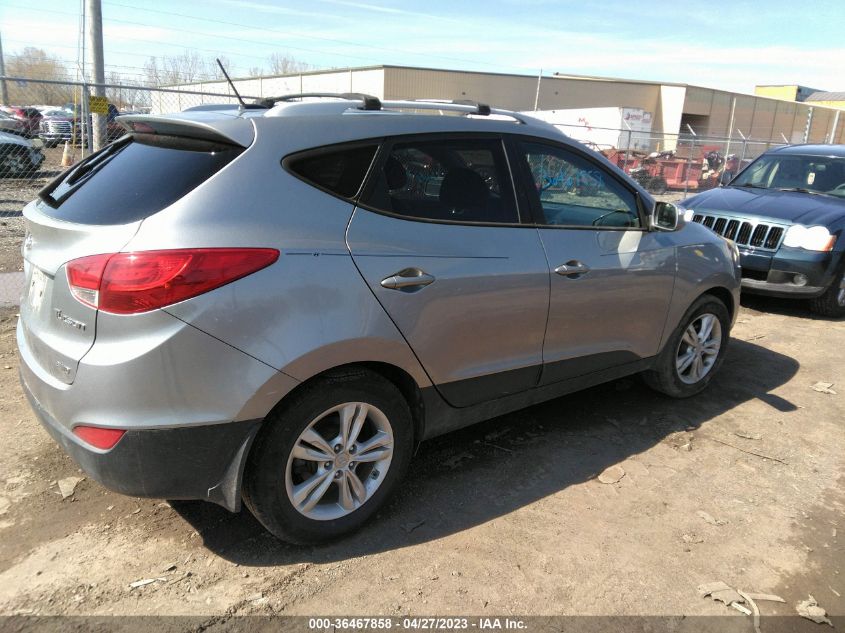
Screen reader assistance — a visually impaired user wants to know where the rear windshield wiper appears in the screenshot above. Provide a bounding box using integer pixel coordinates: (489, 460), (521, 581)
(38, 138), (129, 207)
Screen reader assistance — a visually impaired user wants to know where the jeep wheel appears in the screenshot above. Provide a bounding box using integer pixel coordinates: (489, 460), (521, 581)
(809, 269), (845, 318)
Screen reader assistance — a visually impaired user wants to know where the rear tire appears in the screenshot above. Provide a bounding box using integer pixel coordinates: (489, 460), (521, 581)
(809, 269), (845, 318)
(243, 367), (414, 544)
(643, 295), (730, 398)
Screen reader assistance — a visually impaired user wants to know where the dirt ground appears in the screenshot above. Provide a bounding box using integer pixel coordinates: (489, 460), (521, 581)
(0, 294), (842, 629)
(0, 161), (841, 629)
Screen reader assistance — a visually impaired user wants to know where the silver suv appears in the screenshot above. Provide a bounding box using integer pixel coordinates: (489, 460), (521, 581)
(17, 96), (740, 543)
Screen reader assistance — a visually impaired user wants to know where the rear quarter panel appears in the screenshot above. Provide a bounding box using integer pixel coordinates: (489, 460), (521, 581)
(125, 122), (432, 407)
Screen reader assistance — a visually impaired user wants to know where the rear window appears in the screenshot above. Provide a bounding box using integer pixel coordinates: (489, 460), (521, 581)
(286, 144), (377, 199)
(38, 134), (243, 225)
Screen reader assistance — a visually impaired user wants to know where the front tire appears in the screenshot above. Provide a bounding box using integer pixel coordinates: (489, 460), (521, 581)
(243, 368), (414, 544)
(809, 269), (845, 318)
(643, 295), (730, 398)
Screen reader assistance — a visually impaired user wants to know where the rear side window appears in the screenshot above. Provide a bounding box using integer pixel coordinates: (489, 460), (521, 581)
(286, 144), (377, 198)
(38, 135), (242, 225)
(361, 137), (519, 224)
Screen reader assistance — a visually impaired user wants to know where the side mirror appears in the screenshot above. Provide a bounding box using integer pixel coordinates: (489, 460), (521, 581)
(719, 171), (733, 186)
(651, 201), (680, 231)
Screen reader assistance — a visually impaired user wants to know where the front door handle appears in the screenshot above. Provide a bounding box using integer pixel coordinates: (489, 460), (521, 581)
(554, 260), (590, 278)
(380, 268), (436, 291)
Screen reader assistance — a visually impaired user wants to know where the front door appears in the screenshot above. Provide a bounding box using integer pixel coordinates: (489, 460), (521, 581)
(514, 139), (676, 385)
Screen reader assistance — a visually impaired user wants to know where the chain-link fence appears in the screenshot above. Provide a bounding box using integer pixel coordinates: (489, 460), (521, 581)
(0, 75), (833, 305)
(548, 121), (788, 200)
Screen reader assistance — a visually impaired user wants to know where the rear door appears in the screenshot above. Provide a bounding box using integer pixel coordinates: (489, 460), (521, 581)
(511, 138), (676, 385)
(346, 135), (550, 407)
(20, 134), (245, 384)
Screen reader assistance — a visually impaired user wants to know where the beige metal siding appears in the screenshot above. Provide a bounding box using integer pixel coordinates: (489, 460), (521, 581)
(383, 67), (662, 114)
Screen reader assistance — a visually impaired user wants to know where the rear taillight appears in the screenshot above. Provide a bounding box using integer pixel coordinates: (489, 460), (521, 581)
(66, 248), (279, 314)
(73, 425), (126, 450)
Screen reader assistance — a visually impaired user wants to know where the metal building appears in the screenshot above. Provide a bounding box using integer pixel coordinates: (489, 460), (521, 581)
(169, 65), (844, 145)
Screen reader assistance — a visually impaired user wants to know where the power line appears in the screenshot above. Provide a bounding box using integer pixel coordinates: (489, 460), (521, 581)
(101, 0), (525, 73)
(2, 1), (535, 75)
(0, 2), (378, 68)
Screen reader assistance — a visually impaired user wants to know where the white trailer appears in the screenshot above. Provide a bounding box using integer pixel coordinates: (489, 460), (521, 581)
(521, 107), (654, 151)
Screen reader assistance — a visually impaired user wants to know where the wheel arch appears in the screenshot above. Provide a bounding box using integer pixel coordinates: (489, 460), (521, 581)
(700, 285), (736, 322)
(257, 361), (428, 448)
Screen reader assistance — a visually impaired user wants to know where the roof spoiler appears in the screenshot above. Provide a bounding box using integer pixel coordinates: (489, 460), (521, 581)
(115, 114), (255, 147)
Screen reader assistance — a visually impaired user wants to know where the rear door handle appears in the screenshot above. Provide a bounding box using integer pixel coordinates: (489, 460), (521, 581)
(554, 261), (590, 278)
(380, 268), (436, 291)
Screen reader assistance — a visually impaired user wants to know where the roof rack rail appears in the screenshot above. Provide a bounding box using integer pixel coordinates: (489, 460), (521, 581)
(381, 99), (527, 123)
(254, 92), (382, 111)
(257, 93), (530, 124)
(409, 98), (492, 116)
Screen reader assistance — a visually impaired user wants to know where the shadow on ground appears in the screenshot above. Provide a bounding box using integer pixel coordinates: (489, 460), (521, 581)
(740, 292), (844, 321)
(172, 338), (799, 565)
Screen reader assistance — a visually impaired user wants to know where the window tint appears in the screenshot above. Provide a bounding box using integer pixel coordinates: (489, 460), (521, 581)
(287, 144), (377, 198)
(520, 141), (640, 228)
(362, 138), (518, 224)
(38, 135), (243, 225)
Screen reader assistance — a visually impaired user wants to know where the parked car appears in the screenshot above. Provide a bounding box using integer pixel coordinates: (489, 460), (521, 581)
(18, 97), (740, 543)
(38, 108), (76, 147)
(60, 102), (124, 145)
(683, 144), (845, 316)
(0, 131), (45, 177)
(0, 106), (42, 138)
(0, 111), (26, 136)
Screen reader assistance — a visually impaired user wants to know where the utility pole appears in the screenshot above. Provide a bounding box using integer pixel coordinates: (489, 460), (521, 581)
(0, 33), (8, 106)
(86, 0), (107, 151)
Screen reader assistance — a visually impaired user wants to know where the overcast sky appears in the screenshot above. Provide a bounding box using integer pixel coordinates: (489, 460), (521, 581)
(2, 0), (843, 94)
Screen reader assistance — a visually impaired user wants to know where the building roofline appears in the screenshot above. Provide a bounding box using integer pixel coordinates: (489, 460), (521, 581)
(165, 64), (842, 112)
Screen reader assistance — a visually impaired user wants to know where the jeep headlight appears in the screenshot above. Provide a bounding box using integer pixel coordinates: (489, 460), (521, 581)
(782, 225), (836, 252)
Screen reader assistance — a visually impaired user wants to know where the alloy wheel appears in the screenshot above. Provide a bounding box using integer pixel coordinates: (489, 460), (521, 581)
(285, 402), (394, 521)
(675, 313), (722, 385)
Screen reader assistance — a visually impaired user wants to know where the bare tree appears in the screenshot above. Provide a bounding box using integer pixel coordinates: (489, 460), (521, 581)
(268, 53), (310, 76)
(144, 51), (229, 87)
(4, 47), (73, 105)
(105, 71), (149, 111)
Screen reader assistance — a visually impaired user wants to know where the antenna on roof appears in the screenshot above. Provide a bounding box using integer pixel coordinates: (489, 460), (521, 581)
(216, 58), (247, 112)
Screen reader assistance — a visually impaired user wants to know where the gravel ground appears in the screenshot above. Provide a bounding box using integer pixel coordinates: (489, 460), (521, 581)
(0, 298), (842, 629)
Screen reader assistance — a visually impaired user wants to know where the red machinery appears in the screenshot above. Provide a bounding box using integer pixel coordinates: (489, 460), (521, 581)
(627, 145), (729, 194)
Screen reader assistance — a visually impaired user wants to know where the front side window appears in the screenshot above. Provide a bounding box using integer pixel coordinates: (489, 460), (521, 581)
(361, 137), (519, 224)
(520, 141), (640, 228)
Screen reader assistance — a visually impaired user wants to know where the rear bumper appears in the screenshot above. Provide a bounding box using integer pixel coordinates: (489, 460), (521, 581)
(21, 372), (260, 511)
(16, 309), (300, 511)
